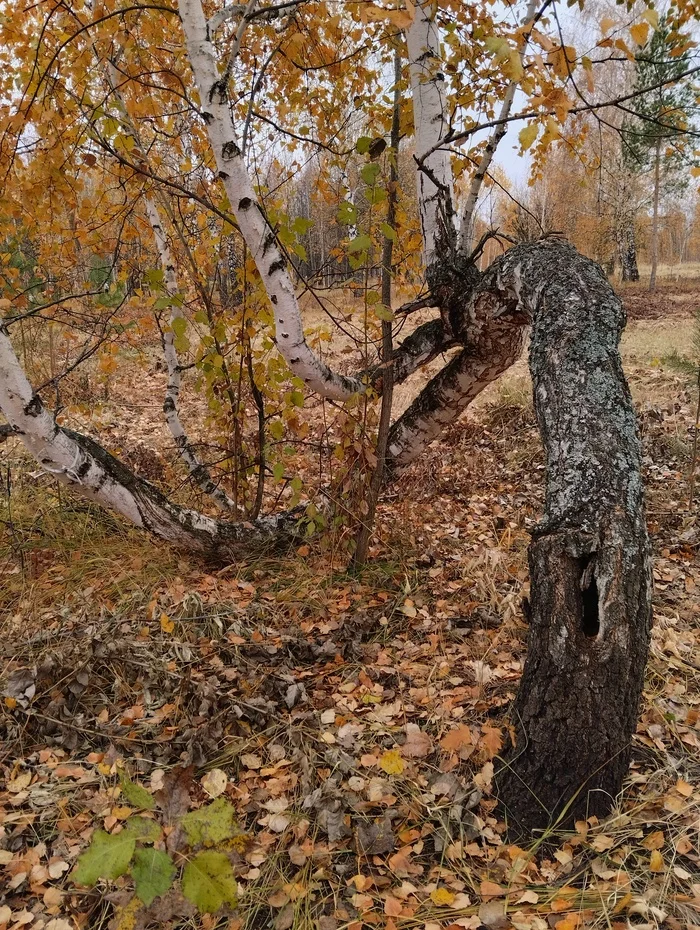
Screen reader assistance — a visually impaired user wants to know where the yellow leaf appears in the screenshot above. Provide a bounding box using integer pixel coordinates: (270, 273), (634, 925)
(600, 16), (616, 33)
(630, 23), (649, 46)
(554, 917), (579, 930)
(642, 8), (659, 29)
(430, 887), (456, 906)
(641, 830), (665, 850)
(379, 750), (404, 775)
(518, 123), (539, 151)
(113, 896), (141, 930)
(160, 613), (174, 634)
(691, 166), (700, 177)
(359, 4), (413, 28)
(504, 49), (523, 82)
(4, 697), (17, 710)
(613, 892), (632, 914)
(649, 850), (664, 872)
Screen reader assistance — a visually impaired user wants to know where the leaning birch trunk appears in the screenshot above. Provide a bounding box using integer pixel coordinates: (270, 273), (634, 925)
(495, 241), (652, 836)
(178, 0), (365, 401)
(0, 326), (299, 559)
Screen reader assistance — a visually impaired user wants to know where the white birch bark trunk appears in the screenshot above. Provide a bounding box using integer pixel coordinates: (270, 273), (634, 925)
(406, 0), (456, 267)
(144, 197), (237, 511)
(0, 326), (297, 556)
(103, 60), (236, 510)
(178, 0), (364, 400)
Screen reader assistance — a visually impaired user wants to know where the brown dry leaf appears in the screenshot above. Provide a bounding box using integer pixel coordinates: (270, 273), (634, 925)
(274, 904), (294, 930)
(479, 726), (503, 760)
(268, 890), (289, 908)
(384, 896), (403, 917)
(155, 765), (192, 824)
(10, 912), (33, 927)
(440, 725), (473, 752)
(516, 890), (539, 904)
(43, 887), (63, 907)
(241, 753), (262, 770)
(357, 814), (395, 855)
(402, 723), (432, 758)
(676, 778), (693, 797)
(554, 917), (580, 930)
(664, 794), (685, 813)
(450, 892), (472, 909)
(8, 772), (31, 793)
(478, 899), (509, 929)
(201, 768), (227, 798)
(480, 881), (505, 898)
(47, 858), (69, 879)
(288, 845), (307, 866)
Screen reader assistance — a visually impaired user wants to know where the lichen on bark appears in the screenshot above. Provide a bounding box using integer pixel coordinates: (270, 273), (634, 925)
(494, 240), (652, 836)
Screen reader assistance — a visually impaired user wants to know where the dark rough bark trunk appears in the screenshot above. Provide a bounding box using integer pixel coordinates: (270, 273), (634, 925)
(495, 243), (652, 837)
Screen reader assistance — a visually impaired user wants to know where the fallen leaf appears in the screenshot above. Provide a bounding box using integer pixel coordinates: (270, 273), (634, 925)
(201, 769), (228, 799)
(403, 723), (432, 758)
(379, 750), (404, 775)
(440, 725), (473, 752)
(430, 888), (456, 906)
(480, 880), (505, 898)
(478, 900), (509, 929)
(641, 830), (665, 850)
(649, 850), (664, 872)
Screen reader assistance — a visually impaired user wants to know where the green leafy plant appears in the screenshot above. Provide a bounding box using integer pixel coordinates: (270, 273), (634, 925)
(72, 773), (244, 917)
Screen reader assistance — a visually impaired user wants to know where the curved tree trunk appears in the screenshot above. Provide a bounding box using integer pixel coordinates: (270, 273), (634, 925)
(495, 242), (652, 836)
(0, 326), (300, 561)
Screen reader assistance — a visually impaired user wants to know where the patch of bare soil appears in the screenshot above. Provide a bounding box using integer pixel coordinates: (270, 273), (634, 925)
(622, 281), (700, 320)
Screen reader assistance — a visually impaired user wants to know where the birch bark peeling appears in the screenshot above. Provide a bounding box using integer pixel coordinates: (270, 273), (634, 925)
(494, 240), (652, 835)
(0, 326), (298, 558)
(384, 239), (541, 472)
(178, 0), (364, 401)
(407, 0), (456, 266)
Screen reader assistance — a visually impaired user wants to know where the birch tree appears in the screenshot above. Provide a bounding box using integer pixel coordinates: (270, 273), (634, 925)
(3, 0), (695, 835)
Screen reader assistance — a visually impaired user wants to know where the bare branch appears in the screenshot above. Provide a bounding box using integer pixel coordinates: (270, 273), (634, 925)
(458, 0), (540, 251)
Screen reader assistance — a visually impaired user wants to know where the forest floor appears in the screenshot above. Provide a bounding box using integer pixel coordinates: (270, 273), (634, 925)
(2, 282), (700, 930)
